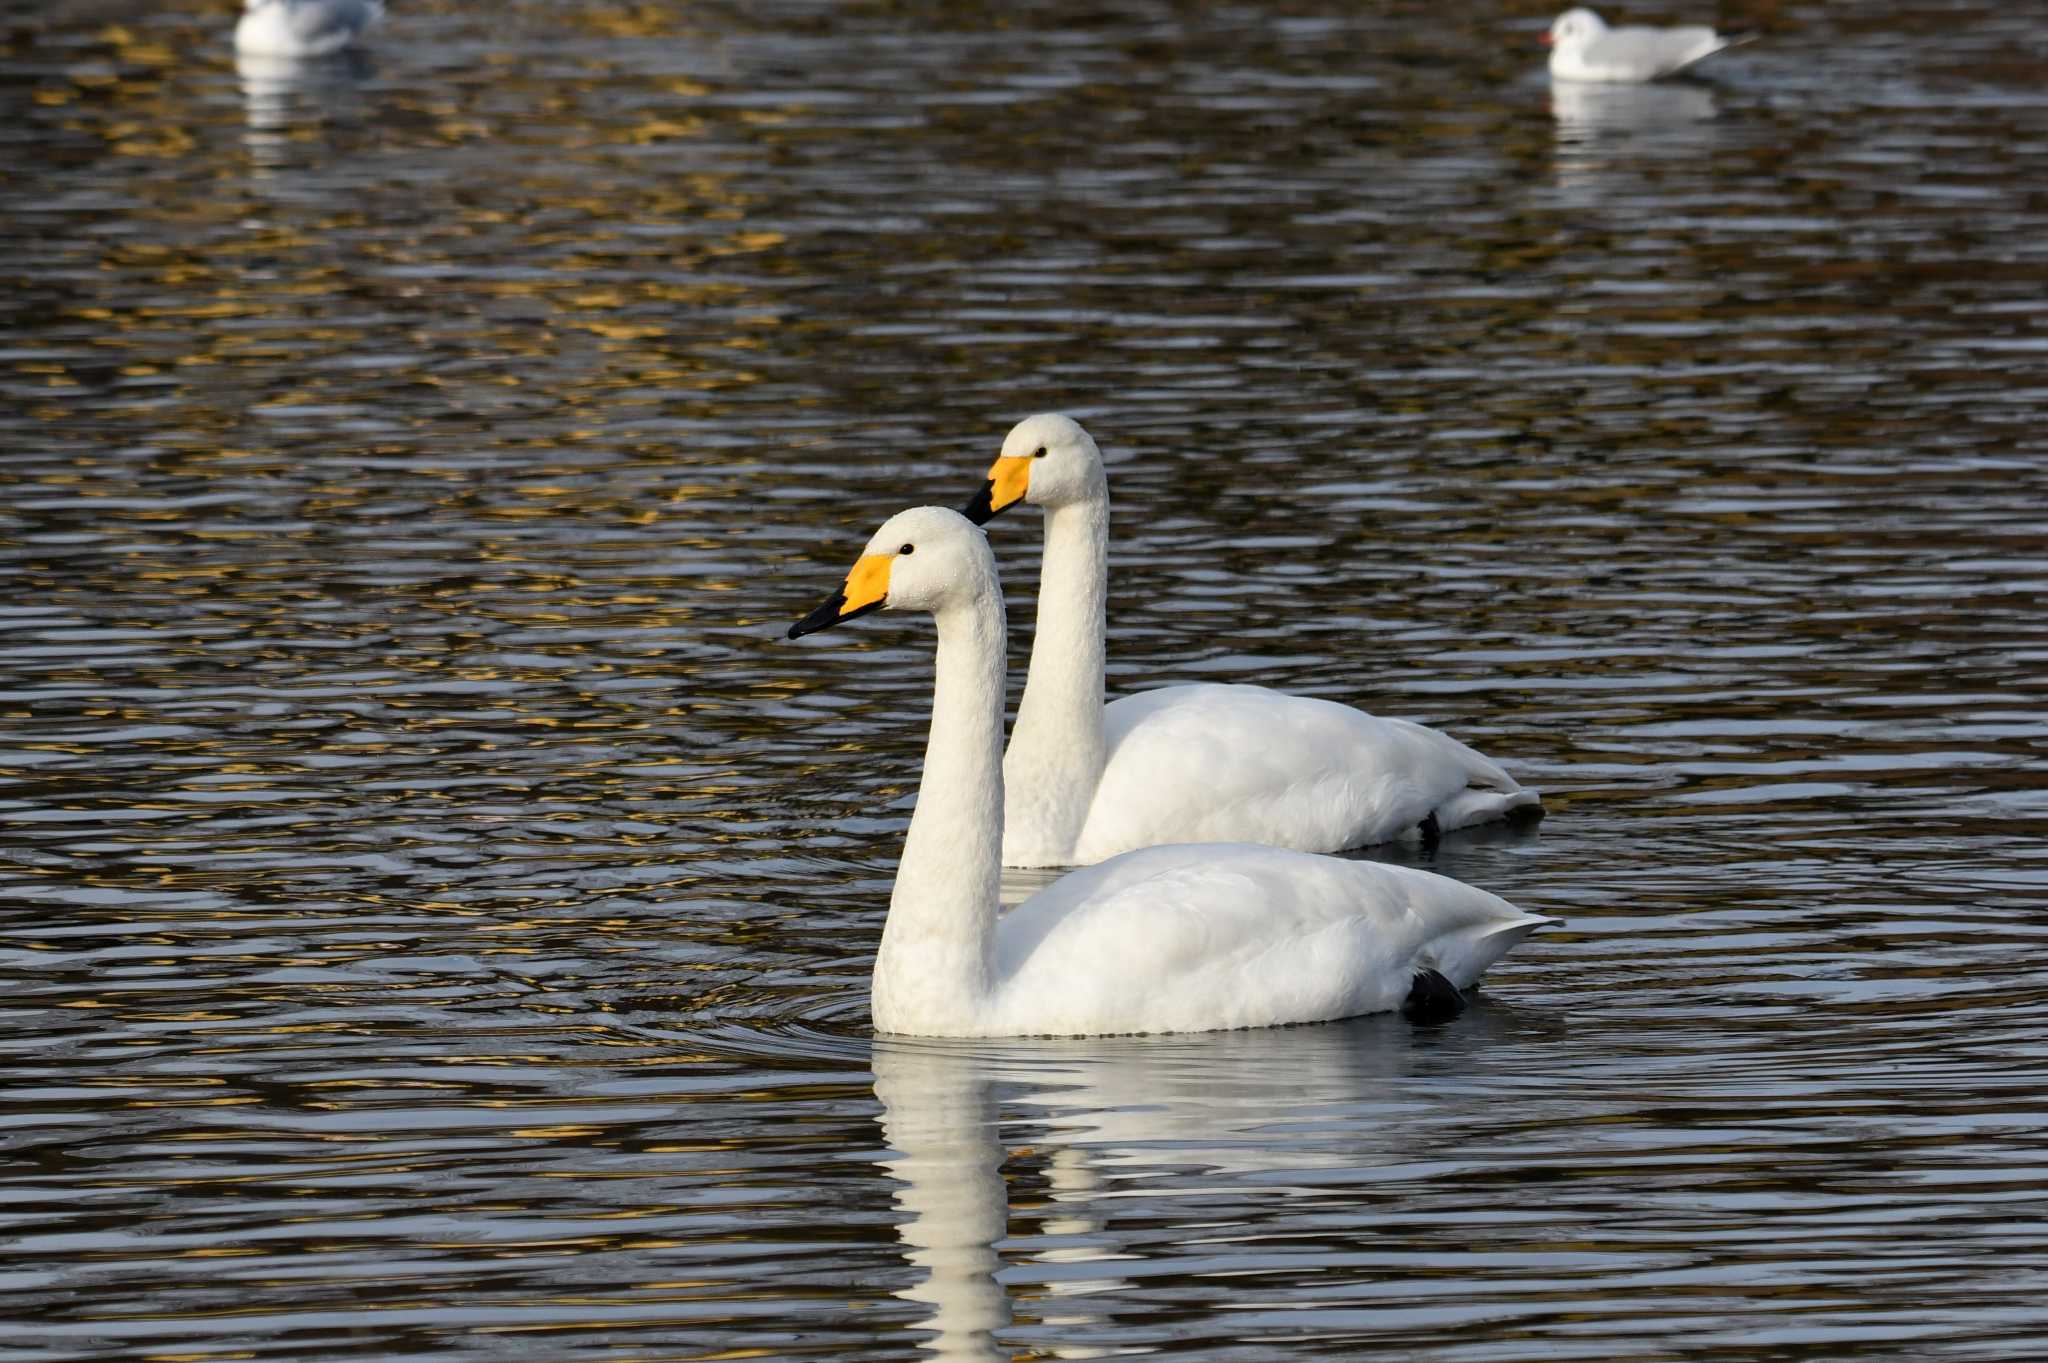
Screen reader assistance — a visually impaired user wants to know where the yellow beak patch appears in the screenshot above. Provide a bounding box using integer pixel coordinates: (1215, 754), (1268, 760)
(985, 455), (1032, 514)
(843, 553), (892, 614)
(789, 550), (897, 639)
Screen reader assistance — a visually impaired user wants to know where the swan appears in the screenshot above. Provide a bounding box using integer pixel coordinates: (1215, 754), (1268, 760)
(1543, 8), (1747, 84)
(236, 0), (384, 58)
(961, 414), (1542, 869)
(786, 506), (1555, 1038)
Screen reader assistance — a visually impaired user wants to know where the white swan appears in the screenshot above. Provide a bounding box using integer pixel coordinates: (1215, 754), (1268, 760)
(1543, 8), (1747, 84)
(236, 0), (384, 58)
(786, 506), (1555, 1038)
(961, 414), (1542, 869)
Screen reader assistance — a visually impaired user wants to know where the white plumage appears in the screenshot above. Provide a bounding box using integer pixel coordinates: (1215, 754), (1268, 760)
(787, 506), (1555, 1038)
(235, 0), (385, 58)
(1544, 7), (1744, 84)
(1084, 684), (1537, 863)
(988, 843), (1549, 1036)
(964, 414), (1541, 869)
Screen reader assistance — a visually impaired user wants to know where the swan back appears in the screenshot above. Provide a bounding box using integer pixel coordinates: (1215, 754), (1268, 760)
(1078, 683), (1538, 862)
(983, 843), (1555, 1036)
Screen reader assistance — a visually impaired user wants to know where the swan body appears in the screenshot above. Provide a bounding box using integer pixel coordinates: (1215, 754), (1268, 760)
(787, 506), (1554, 1038)
(236, 0), (384, 58)
(1544, 8), (1742, 84)
(963, 414), (1541, 869)
(987, 842), (1549, 1036)
(1080, 683), (1538, 865)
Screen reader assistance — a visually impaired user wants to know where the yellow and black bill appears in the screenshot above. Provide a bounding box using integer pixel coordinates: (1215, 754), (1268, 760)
(961, 455), (1031, 526)
(787, 553), (892, 639)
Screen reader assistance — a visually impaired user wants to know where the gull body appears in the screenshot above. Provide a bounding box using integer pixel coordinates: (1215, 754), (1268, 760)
(963, 414), (1541, 869)
(786, 506), (1554, 1038)
(236, 0), (385, 58)
(1544, 7), (1743, 83)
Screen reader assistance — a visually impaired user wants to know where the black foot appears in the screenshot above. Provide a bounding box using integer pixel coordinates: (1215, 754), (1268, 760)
(1402, 968), (1465, 1025)
(1418, 810), (1442, 853)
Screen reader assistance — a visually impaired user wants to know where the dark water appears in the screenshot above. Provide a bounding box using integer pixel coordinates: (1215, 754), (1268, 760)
(4, 0), (2047, 1358)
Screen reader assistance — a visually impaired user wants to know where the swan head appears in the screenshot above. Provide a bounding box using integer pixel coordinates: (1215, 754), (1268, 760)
(962, 413), (1106, 524)
(1543, 8), (1606, 49)
(787, 506), (995, 638)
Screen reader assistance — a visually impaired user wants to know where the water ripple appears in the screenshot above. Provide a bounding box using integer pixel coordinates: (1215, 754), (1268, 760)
(3, 0), (2047, 1359)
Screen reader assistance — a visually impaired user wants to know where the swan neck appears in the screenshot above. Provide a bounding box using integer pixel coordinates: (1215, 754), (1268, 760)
(1007, 496), (1109, 836)
(877, 585), (1005, 1032)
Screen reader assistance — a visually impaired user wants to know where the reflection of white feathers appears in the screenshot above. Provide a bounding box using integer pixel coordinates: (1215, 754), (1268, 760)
(1548, 80), (1724, 195)
(1551, 79), (1719, 137)
(873, 1024), (1520, 1358)
(236, 0), (385, 58)
(235, 51), (297, 138)
(234, 45), (375, 167)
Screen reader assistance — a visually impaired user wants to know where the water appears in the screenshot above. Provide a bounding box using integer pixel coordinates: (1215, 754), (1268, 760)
(3, 0), (2047, 1358)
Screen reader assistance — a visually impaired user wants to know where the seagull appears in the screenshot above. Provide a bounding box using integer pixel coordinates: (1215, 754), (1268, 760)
(1543, 7), (1749, 83)
(235, 0), (386, 59)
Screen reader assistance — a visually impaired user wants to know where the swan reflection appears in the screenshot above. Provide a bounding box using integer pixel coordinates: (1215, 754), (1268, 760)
(873, 1042), (1012, 1363)
(872, 1016), (1525, 1360)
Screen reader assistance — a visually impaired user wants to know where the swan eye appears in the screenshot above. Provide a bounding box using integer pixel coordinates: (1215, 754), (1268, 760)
(1033, 446), (1047, 458)
(899, 543), (915, 555)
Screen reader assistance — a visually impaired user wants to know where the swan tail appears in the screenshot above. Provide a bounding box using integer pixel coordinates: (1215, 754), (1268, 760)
(1434, 913), (1560, 991)
(1387, 717), (1543, 833)
(1431, 781), (1544, 833)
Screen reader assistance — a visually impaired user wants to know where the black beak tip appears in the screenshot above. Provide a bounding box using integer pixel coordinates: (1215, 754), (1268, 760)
(788, 592), (886, 640)
(962, 479), (998, 526)
(788, 591), (848, 640)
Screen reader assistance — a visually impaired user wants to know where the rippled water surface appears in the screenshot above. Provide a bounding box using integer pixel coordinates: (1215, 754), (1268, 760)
(5, 0), (2048, 1358)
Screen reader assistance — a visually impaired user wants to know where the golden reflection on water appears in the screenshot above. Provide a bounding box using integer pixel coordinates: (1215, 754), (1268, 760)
(3, 0), (2048, 1359)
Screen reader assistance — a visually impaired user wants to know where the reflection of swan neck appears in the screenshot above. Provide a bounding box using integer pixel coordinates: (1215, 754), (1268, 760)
(875, 1051), (1009, 1363)
(875, 582), (1006, 1036)
(1036, 1146), (1107, 1245)
(872, 1028), (1423, 1360)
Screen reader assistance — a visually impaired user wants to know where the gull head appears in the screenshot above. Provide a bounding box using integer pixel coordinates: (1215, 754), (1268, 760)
(1544, 8), (1607, 51)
